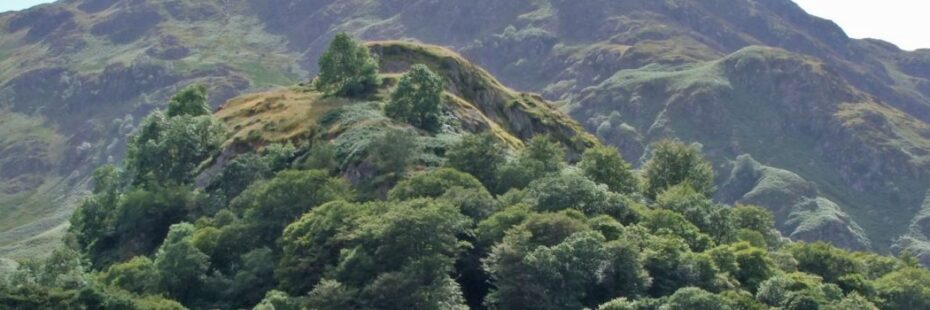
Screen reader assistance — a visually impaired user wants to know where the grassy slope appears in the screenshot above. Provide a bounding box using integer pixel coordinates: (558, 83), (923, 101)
(570, 46), (930, 251)
(217, 41), (593, 157)
(0, 112), (80, 260)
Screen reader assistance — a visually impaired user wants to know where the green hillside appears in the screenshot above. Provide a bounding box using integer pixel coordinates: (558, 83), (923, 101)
(3, 34), (929, 309)
(568, 46), (930, 251)
(1, 0), (930, 267)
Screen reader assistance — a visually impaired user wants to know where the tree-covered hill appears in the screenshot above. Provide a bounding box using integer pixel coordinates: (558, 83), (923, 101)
(4, 34), (930, 309)
(2, 0), (930, 268)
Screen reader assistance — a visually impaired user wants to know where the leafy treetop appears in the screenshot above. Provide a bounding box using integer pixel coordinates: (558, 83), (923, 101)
(314, 32), (381, 97)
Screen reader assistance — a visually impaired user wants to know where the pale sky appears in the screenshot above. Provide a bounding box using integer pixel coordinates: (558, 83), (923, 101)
(1, 0), (928, 50)
(793, 0), (930, 51)
(0, 0), (53, 13)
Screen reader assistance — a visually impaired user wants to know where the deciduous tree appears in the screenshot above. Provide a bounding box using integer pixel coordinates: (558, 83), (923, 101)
(643, 140), (714, 199)
(385, 64), (444, 131)
(315, 33), (380, 97)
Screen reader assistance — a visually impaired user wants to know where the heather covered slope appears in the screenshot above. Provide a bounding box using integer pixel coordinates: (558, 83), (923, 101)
(1, 0), (930, 257)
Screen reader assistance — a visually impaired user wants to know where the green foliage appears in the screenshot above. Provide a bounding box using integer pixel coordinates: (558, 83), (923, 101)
(341, 199), (470, 309)
(755, 273), (827, 308)
(253, 290), (302, 310)
(306, 280), (355, 310)
(260, 142), (297, 172)
(369, 128), (419, 178)
(389, 168), (485, 201)
(708, 243), (776, 292)
(641, 236), (717, 296)
(385, 64), (445, 131)
(446, 133), (507, 190)
(755, 275), (794, 307)
(579, 145), (640, 195)
(476, 204), (532, 249)
(731, 205), (778, 246)
(789, 242), (865, 283)
(874, 267), (930, 310)
(70, 165), (122, 263)
(498, 135), (566, 191)
(298, 141), (339, 173)
(102, 256), (159, 295)
(0, 248), (176, 309)
(720, 290), (767, 310)
(230, 247), (277, 308)
(440, 186), (501, 221)
(49, 80), (930, 309)
(240, 169), (350, 244)
(125, 110), (225, 186)
(485, 228), (648, 309)
(732, 205), (775, 233)
(314, 33), (380, 97)
(661, 287), (731, 310)
(643, 140), (714, 200)
(166, 84), (210, 117)
(642, 209), (714, 252)
(279, 198), (469, 308)
(588, 215), (625, 241)
(129, 295), (187, 310)
(207, 143), (295, 204)
(823, 293), (878, 310)
(657, 184), (734, 244)
(72, 179), (197, 267)
(154, 223), (210, 302)
(207, 153), (269, 199)
(277, 201), (371, 295)
(598, 298), (636, 310)
(526, 172), (638, 222)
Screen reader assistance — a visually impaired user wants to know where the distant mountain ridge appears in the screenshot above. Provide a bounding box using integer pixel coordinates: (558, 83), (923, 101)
(1, 0), (929, 261)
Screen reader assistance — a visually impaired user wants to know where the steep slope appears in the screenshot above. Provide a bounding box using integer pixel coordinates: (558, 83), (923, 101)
(717, 155), (871, 250)
(1, 0), (930, 257)
(896, 192), (930, 266)
(569, 46), (930, 251)
(215, 41), (595, 157)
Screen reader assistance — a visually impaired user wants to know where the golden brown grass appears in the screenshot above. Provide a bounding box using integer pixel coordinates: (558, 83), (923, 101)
(216, 87), (344, 147)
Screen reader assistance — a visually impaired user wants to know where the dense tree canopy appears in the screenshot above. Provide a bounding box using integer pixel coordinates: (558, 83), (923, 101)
(498, 135), (566, 192)
(446, 133), (507, 190)
(41, 121), (930, 308)
(579, 145), (639, 195)
(643, 140), (715, 199)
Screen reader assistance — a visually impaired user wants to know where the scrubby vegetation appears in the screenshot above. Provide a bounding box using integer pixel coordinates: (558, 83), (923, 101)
(3, 34), (930, 310)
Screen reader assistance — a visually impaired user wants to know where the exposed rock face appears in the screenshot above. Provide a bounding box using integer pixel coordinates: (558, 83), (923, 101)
(569, 46), (930, 251)
(717, 155), (871, 251)
(369, 41), (597, 156)
(895, 194), (930, 267)
(1, 0), (929, 257)
(90, 5), (163, 43)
